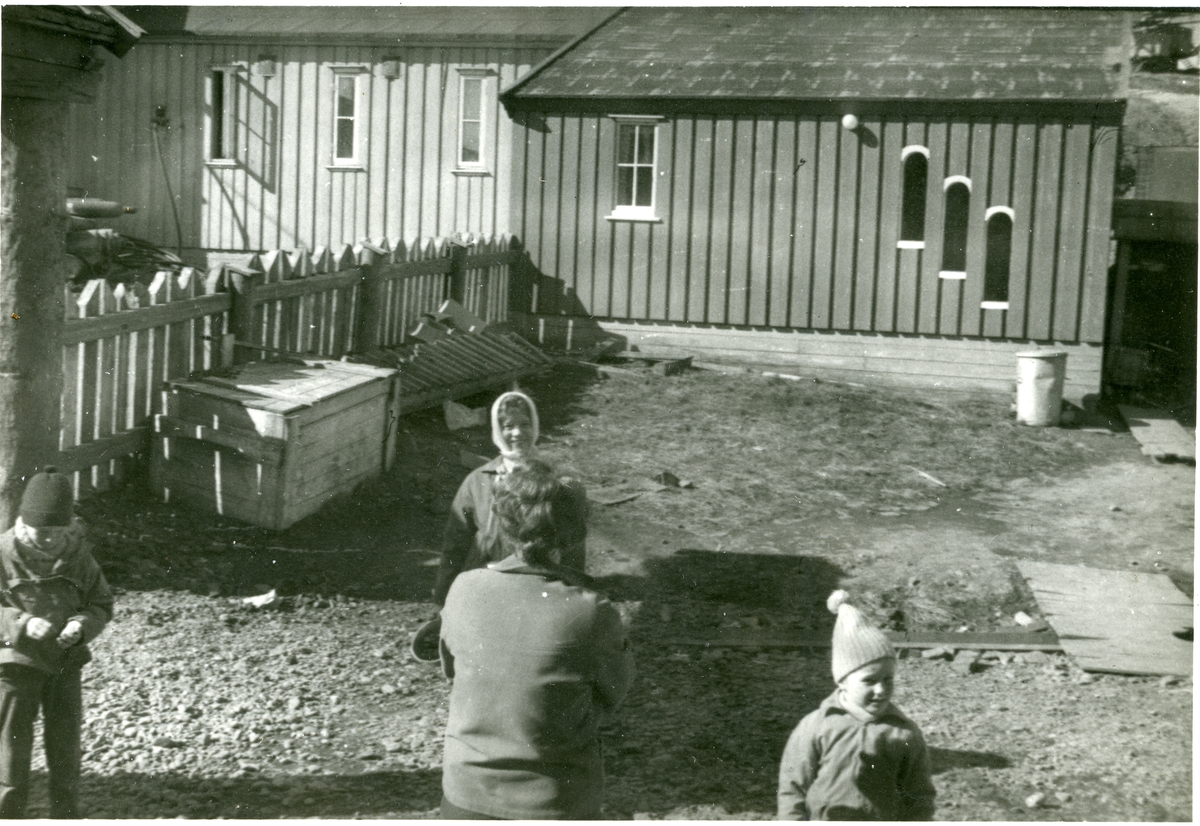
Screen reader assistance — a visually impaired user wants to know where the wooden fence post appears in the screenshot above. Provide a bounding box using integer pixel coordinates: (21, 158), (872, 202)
(354, 241), (389, 352)
(448, 240), (469, 306)
(226, 265), (259, 365)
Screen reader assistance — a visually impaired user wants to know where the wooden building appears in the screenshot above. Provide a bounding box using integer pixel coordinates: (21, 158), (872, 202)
(501, 7), (1132, 401)
(65, 6), (610, 260)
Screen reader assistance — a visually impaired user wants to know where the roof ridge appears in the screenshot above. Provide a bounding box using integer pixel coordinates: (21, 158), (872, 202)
(500, 7), (628, 102)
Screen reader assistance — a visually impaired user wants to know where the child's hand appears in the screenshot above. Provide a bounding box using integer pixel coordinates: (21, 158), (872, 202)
(56, 620), (84, 649)
(24, 617), (55, 641)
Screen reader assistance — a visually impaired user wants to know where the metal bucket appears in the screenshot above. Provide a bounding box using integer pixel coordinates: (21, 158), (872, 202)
(1015, 351), (1068, 426)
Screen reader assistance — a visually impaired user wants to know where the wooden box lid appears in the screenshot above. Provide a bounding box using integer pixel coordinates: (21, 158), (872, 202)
(168, 358), (396, 414)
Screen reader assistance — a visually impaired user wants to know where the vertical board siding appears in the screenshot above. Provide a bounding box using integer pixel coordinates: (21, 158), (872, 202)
(512, 108), (1113, 346)
(67, 42), (555, 254)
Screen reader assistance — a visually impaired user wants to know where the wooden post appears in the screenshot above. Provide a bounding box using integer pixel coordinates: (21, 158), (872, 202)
(0, 96), (68, 527)
(448, 240), (469, 306)
(354, 242), (388, 352)
(226, 266), (259, 365)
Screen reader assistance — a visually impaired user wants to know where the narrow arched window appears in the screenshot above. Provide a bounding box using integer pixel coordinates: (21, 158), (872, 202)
(940, 179), (970, 275)
(899, 148), (928, 246)
(983, 208), (1014, 306)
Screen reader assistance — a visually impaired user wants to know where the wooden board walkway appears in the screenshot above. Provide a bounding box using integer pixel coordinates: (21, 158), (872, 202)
(665, 629), (1062, 652)
(1118, 406), (1195, 462)
(1016, 560), (1193, 677)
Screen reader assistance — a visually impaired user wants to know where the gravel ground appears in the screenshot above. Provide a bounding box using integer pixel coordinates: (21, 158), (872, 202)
(22, 584), (1191, 820)
(14, 365), (1192, 820)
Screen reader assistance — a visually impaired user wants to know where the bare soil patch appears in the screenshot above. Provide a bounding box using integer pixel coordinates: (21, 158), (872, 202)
(25, 363), (1191, 819)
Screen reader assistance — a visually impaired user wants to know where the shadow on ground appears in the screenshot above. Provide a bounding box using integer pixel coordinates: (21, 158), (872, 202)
(597, 549), (849, 817)
(24, 768), (442, 819)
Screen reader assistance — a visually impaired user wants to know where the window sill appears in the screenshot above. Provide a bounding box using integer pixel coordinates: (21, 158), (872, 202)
(205, 160), (238, 168)
(327, 164), (366, 172)
(896, 240), (925, 250)
(938, 270), (967, 280)
(606, 210), (661, 224)
(452, 168), (492, 178)
(981, 301), (1010, 310)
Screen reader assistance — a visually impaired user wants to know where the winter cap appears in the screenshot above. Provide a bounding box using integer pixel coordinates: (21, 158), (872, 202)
(19, 466), (74, 527)
(827, 589), (895, 683)
(491, 390), (540, 460)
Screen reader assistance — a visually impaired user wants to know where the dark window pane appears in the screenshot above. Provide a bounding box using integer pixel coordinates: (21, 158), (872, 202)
(636, 125), (655, 164)
(618, 125), (635, 164)
(617, 167), (634, 206)
(337, 120), (354, 159)
(984, 213), (1013, 302)
(337, 77), (355, 118)
(900, 154), (927, 241)
(211, 71), (225, 158)
(461, 122), (480, 163)
(635, 167), (653, 206)
(941, 183), (970, 272)
(462, 78), (481, 117)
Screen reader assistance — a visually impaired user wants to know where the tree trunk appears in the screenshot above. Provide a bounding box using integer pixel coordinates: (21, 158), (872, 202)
(0, 97), (67, 529)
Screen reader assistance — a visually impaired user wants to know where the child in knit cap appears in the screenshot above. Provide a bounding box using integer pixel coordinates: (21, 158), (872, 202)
(777, 589), (935, 820)
(0, 468), (114, 818)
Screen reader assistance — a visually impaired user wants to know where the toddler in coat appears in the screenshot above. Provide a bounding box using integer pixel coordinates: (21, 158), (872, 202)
(0, 468), (114, 818)
(777, 589), (935, 820)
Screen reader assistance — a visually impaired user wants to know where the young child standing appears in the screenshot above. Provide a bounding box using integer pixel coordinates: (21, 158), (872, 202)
(0, 468), (114, 818)
(778, 590), (935, 821)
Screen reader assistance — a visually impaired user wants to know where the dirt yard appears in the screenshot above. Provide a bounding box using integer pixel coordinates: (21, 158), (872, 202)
(26, 362), (1193, 820)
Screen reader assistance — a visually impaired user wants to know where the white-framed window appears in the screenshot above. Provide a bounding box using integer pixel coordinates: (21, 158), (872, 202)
(608, 115), (662, 222)
(939, 176), (972, 278)
(898, 145), (929, 248)
(330, 65), (369, 168)
(207, 64), (246, 164)
(982, 206), (1014, 308)
(456, 69), (496, 172)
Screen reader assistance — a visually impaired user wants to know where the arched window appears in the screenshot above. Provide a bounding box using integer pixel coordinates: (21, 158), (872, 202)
(983, 207), (1014, 307)
(940, 178), (971, 276)
(898, 147), (928, 247)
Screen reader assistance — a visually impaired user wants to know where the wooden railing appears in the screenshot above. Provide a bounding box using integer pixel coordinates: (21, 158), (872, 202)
(59, 233), (521, 493)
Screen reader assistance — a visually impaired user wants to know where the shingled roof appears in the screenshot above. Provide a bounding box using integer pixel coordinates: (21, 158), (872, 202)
(504, 7), (1131, 103)
(118, 5), (614, 44)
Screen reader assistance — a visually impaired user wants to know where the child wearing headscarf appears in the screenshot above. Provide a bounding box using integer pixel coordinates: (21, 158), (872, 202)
(429, 390), (588, 604)
(0, 468), (114, 818)
(777, 590), (935, 820)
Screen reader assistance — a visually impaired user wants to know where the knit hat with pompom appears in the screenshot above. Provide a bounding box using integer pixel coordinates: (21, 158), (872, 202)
(827, 589), (895, 683)
(19, 466), (74, 528)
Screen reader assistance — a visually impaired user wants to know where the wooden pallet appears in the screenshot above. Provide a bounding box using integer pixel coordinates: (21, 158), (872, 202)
(1118, 406), (1196, 462)
(1017, 560), (1193, 677)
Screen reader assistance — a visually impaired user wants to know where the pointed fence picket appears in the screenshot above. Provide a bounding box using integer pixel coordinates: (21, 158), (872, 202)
(58, 235), (523, 491)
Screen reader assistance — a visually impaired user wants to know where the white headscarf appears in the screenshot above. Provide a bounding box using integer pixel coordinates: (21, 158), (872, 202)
(490, 390), (540, 467)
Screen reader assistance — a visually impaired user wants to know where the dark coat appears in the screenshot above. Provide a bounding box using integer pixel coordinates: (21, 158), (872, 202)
(439, 556), (634, 819)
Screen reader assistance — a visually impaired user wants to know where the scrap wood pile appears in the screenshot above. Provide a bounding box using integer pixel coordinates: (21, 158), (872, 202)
(348, 299), (552, 414)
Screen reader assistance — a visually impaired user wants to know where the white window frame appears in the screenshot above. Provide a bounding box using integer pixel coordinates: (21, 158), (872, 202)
(330, 65), (369, 169)
(981, 206), (1016, 309)
(607, 115), (663, 222)
(455, 68), (496, 174)
(206, 63), (247, 166)
(938, 176), (973, 279)
(897, 145), (930, 249)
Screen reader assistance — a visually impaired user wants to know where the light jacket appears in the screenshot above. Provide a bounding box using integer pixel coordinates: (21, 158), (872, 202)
(439, 555), (635, 819)
(778, 690), (935, 821)
(0, 519), (114, 674)
(433, 457), (587, 605)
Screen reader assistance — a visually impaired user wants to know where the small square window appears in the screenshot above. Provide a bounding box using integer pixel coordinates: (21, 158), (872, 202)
(608, 116), (662, 222)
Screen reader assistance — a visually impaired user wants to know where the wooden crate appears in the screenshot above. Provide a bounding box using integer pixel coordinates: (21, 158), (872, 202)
(150, 358), (399, 530)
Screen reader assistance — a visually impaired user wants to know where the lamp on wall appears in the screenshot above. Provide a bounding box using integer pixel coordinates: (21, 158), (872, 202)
(254, 56), (277, 77)
(381, 59), (401, 80)
(841, 113), (860, 131)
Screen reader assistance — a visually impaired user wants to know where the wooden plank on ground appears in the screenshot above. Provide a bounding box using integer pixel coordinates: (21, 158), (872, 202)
(1016, 559), (1193, 677)
(1117, 406), (1195, 462)
(665, 629), (1062, 652)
